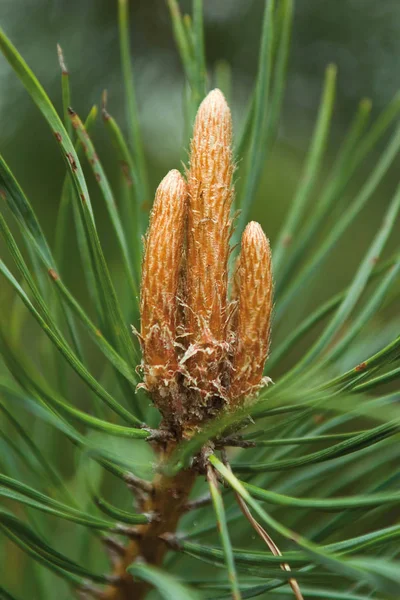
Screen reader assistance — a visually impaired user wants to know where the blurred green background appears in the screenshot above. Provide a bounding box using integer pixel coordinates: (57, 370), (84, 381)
(1, 0), (398, 359)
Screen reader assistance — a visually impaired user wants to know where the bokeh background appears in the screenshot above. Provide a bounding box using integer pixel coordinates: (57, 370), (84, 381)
(1, 1), (400, 597)
(1, 0), (399, 353)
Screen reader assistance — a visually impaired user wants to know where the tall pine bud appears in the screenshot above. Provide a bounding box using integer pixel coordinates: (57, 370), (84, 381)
(184, 89), (234, 398)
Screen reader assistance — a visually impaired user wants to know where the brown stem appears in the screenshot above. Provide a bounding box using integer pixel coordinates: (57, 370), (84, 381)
(101, 444), (197, 600)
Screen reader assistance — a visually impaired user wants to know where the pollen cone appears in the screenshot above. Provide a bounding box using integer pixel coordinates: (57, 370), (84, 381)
(185, 89), (234, 397)
(230, 221), (273, 404)
(140, 169), (187, 391)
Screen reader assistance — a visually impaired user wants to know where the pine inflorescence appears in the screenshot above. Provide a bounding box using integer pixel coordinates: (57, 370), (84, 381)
(139, 90), (273, 437)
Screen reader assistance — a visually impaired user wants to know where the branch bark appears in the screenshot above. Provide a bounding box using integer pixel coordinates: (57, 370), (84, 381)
(101, 444), (197, 600)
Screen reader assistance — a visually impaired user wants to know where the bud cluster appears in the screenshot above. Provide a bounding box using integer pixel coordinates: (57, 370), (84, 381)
(139, 90), (273, 435)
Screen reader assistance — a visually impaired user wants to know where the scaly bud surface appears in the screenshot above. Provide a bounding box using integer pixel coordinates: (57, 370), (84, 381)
(140, 170), (187, 397)
(230, 222), (273, 403)
(139, 92), (273, 433)
(184, 89), (234, 398)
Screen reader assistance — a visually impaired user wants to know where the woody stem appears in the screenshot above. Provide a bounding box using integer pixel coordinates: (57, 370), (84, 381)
(101, 444), (197, 600)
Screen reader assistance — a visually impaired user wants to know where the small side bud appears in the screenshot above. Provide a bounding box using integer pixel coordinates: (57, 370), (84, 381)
(230, 222), (273, 404)
(185, 89), (234, 398)
(140, 170), (188, 395)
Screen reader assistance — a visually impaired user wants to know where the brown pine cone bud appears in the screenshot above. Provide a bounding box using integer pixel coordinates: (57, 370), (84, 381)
(140, 169), (187, 395)
(184, 89), (234, 399)
(230, 221), (273, 404)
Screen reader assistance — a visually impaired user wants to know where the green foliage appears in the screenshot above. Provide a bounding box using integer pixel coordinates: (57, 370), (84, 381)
(0, 1), (400, 599)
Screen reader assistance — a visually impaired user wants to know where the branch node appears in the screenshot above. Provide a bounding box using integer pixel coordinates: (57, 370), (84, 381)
(144, 427), (174, 443)
(124, 472), (154, 494)
(113, 524), (144, 539)
(215, 436), (256, 448)
(159, 532), (182, 551)
(77, 581), (104, 599)
(183, 493), (212, 513)
(102, 535), (126, 561)
(144, 511), (161, 523)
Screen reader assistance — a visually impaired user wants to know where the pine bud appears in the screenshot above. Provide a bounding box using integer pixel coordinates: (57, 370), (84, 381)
(139, 95), (273, 432)
(140, 170), (187, 392)
(184, 89), (234, 396)
(230, 222), (273, 404)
